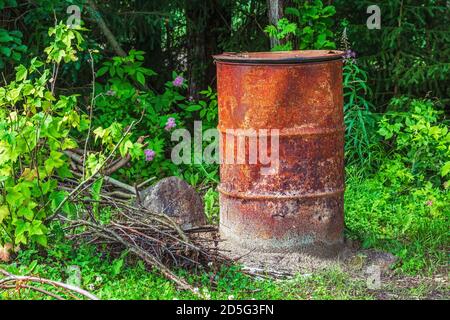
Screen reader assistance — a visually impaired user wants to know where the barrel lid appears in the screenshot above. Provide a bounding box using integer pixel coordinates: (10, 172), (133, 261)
(213, 50), (344, 64)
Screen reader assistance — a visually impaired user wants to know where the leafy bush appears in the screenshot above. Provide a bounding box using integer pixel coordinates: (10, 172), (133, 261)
(345, 97), (449, 274)
(378, 98), (450, 187)
(93, 50), (182, 181)
(178, 87), (219, 187)
(0, 23), (141, 248)
(264, 18), (297, 51)
(94, 55), (220, 185)
(264, 0), (336, 51)
(0, 29), (27, 69)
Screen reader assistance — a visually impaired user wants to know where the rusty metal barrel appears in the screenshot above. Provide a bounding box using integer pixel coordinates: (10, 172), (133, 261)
(213, 50), (345, 256)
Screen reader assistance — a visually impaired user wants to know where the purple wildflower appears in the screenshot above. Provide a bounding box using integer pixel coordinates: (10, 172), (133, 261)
(164, 117), (176, 131)
(144, 149), (156, 161)
(426, 200), (433, 207)
(172, 75), (184, 87)
(343, 49), (356, 60)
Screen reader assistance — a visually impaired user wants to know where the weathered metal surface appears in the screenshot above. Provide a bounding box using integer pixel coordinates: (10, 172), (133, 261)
(214, 50), (345, 256)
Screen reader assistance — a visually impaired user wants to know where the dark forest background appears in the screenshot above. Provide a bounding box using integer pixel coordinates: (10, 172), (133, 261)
(1, 0), (449, 108)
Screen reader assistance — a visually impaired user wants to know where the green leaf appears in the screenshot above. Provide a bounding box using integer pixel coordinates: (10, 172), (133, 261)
(32, 235), (48, 247)
(0, 34), (13, 43)
(91, 178), (103, 201)
(285, 7), (300, 16)
(11, 51), (21, 61)
(29, 220), (45, 236)
(186, 105), (202, 112)
(56, 164), (73, 179)
(119, 140), (133, 157)
(136, 72), (145, 86)
(6, 187), (24, 207)
(44, 91), (56, 101)
(116, 67), (124, 78)
(111, 258), (124, 276)
(49, 190), (68, 212)
(61, 137), (78, 150)
(18, 207), (34, 221)
(441, 161), (450, 177)
(8, 29), (22, 38)
(14, 44), (27, 53)
(97, 66), (109, 77)
(321, 6), (336, 17)
(0, 46), (11, 57)
(0, 205), (9, 224)
(41, 180), (56, 195)
(30, 57), (44, 69)
(7, 87), (20, 101)
(25, 260), (38, 275)
(44, 151), (65, 173)
(16, 65), (28, 82)
(14, 219), (28, 237)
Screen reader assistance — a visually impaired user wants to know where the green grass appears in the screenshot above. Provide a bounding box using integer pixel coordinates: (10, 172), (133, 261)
(2, 237), (447, 300)
(0, 240), (376, 300)
(345, 166), (449, 275)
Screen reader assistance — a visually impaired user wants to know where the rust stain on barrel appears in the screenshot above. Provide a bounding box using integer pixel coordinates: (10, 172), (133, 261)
(213, 50), (345, 256)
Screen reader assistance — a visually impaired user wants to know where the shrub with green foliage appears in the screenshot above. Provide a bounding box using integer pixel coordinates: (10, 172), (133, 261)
(0, 29), (27, 69)
(0, 23), (142, 248)
(93, 50), (181, 181)
(93, 52), (220, 186)
(338, 20), (379, 169)
(264, 0), (336, 51)
(378, 97), (450, 187)
(345, 98), (449, 274)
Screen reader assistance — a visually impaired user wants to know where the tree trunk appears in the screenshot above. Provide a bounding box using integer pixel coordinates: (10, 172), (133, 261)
(185, 0), (204, 99)
(267, 0), (285, 49)
(185, 0), (232, 99)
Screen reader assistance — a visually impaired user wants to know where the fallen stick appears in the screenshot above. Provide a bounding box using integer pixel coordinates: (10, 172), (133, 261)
(0, 268), (99, 300)
(0, 284), (66, 300)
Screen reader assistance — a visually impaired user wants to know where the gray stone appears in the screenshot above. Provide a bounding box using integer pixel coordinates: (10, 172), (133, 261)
(140, 176), (206, 229)
(369, 251), (398, 272)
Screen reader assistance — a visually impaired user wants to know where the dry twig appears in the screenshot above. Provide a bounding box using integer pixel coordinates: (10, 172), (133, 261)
(0, 268), (99, 300)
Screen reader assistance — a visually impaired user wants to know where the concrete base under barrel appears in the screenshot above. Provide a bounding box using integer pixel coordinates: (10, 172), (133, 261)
(219, 192), (344, 258)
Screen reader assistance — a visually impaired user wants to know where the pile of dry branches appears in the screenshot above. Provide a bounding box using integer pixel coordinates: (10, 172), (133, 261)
(62, 197), (228, 294)
(54, 147), (231, 296)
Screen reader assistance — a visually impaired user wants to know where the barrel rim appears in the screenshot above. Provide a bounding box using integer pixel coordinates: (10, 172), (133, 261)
(213, 50), (344, 64)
